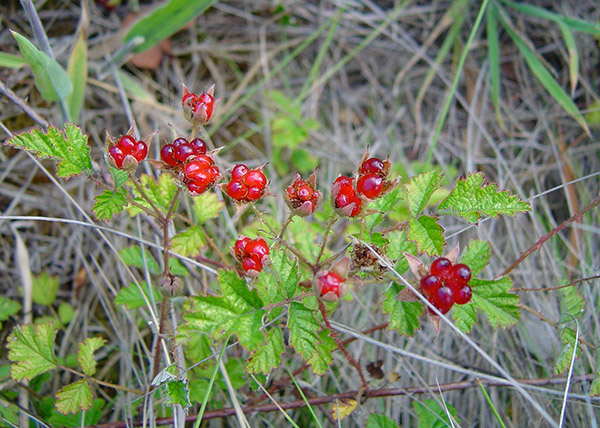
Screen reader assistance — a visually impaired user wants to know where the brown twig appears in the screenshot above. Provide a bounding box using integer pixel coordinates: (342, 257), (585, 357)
(500, 194), (600, 278)
(88, 373), (598, 427)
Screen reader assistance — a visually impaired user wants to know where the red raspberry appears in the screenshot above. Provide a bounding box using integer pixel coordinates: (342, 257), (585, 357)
(246, 186), (264, 201)
(449, 264), (471, 285)
(174, 143), (195, 163)
(454, 285), (472, 305)
(187, 180), (209, 195)
(242, 255), (262, 273)
(245, 238), (269, 260)
(356, 173), (383, 199)
(334, 191), (362, 217)
(231, 164), (249, 180)
(244, 170), (267, 188)
(172, 137), (188, 147)
(334, 175), (353, 189)
(430, 286), (454, 314)
(227, 180), (248, 200)
(190, 138), (207, 155)
(360, 157), (385, 177)
(297, 183), (312, 201)
(317, 271), (346, 302)
(420, 274), (441, 297)
(182, 86), (215, 124)
(160, 144), (178, 166)
(108, 146), (126, 168)
(233, 236), (251, 260)
(119, 135), (136, 152)
(430, 257), (452, 280)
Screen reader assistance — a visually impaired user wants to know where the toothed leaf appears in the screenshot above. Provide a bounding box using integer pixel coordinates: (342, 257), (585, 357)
(408, 215), (445, 256)
(7, 323), (57, 381)
(55, 380), (92, 415)
(246, 328), (285, 374)
(77, 337), (105, 377)
(382, 284), (422, 336)
(405, 170), (444, 217)
(93, 188), (127, 221)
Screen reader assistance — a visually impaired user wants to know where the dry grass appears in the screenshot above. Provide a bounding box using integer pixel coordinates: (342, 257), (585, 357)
(1, 1), (600, 427)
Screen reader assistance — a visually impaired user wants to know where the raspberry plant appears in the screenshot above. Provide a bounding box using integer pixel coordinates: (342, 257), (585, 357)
(3, 81), (597, 425)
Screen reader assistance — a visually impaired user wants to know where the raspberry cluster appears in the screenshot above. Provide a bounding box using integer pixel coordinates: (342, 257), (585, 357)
(332, 176), (363, 217)
(420, 257), (472, 314)
(284, 172), (322, 217)
(107, 135), (148, 169)
(233, 236), (270, 275)
(160, 137), (208, 167)
(182, 86), (215, 124)
(225, 164), (268, 202)
(183, 154), (220, 195)
(316, 270), (346, 302)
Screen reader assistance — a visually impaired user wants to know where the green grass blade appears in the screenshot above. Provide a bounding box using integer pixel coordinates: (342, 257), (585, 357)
(500, 0), (600, 36)
(0, 52), (27, 69)
(426, 0), (490, 164)
(486, 3), (503, 127)
(193, 341), (228, 428)
(498, 9), (589, 135)
(125, 0), (217, 53)
(477, 380), (507, 428)
(66, 32), (88, 123)
(284, 364), (323, 428)
(558, 22), (579, 96)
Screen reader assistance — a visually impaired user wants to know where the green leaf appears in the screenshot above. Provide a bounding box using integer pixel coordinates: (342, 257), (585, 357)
(31, 272), (59, 306)
(192, 192), (224, 224)
(461, 240), (491, 276)
(367, 188), (403, 230)
(7, 323), (57, 381)
(115, 282), (161, 310)
(560, 285), (585, 321)
(110, 166), (129, 188)
(171, 226), (206, 257)
(125, 0), (217, 53)
(558, 22), (578, 95)
(306, 329), (337, 375)
(452, 302), (477, 333)
(414, 399), (459, 428)
(386, 230), (417, 275)
(4, 124), (92, 179)
(66, 28), (87, 122)
(48, 398), (105, 427)
(498, 9), (589, 134)
(288, 301), (331, 369)
(405, 170), (444, 217)
(0, 296), (21, 322)
(55, 379), (92, 415)
(366, 413), (400, 428)
(127, 174), (178, 216)
(11, 31), (72, 103)
(290, 148), (318, 173)
(382, 284), (422, 336)
(438, 173), (530, 223)
(58, 302), (75, 325)
(183, 270), (265, 350)
(269, 251), (300, 299)
(119, 246), (160, 273)
(471, 277), (519, 328)
(169, 258), (189, 276)
(408, 215), (445, 256)
(93, 188), (127, 221)
(77, 337), (104, 377)
(554, 328), (579, 375)
(0, 51), (27, 68)
(246, 328), (285, 374)
(165, 379), (191, 409)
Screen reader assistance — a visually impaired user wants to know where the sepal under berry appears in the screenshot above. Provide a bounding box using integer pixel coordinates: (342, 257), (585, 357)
(182, 84), (216, 125)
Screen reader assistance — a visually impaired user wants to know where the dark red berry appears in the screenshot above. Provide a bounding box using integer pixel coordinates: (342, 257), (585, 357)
(234, 236), (251, 259)
(108, 146), (125, 168)
(119, 135), (136, 152)
(420, 274), (441, 297)
(245, 238), (269, 260)
(450, 264), (472, 285)
(431, 258), (452, 279)
(227, 180), (248, 200)
(431, 286), (454, 314)
(360, 157), (385, 176)
(356, 173), (383, 199)
(244, 170), (267, 188)
(172, 137), (188, 147)
(231, 164), (249, 180)
(132, 141), (148, 161)
(454, 285), (472, 305)
(160, 145), (178, 166)
(174, 143), (195, 163)
(187, 180), (209, 195)
(190, 138), (207, 155)
(242, 255), (262, 273)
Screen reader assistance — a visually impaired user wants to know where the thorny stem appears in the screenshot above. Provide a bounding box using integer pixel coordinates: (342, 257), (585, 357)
(249, 203), (275, 235)
(500, 194), (600, 277)
(275, 212), (294, 242)
(315, 213), (338, 269)
(317, 299), (368, 391)
(60, 366), (143, 395)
